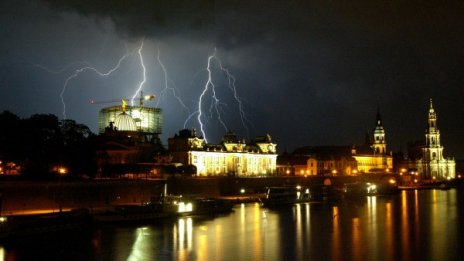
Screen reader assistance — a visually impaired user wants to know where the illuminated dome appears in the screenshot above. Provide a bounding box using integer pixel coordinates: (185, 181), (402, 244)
(114, 112), (137, 131)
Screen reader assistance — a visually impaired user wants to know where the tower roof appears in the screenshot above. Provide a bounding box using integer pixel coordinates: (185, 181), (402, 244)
(376, 106), (382, 126)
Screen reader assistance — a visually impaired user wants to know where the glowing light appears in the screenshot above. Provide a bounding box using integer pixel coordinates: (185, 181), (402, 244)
(58, 167), (68, 175)
(240, 188), (246, 194)
(0, 216), (7, 222)
(414, 179), (418, 183)
(296, 185), (301, 190)
(389, 178), (396, 184)
(367, 183), (377, 194)
(178, 202), (193, 213)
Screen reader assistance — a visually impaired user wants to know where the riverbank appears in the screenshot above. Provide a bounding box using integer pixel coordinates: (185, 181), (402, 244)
(0, 174), (399, 215)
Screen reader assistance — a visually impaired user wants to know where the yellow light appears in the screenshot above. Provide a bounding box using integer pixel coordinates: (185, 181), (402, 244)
(286, 170), (290, 175)
(389, 178), (396, 184)
(400, 168), (406, 173)
(386, 168), (390, 172)
(414, 179), (418, 183)
(240, 188), (246, 194)
(446, 176), (451, 180)
(353, 170), (358, 174)
(300, 170), (304, 174)
(432, 176), (436, 180)
(296, 185), (301, 190)
(0, 216), (7, 222)
(332, 170), (337, 175)
(458, 175), (462, 179)
(58, 167), (68, 175)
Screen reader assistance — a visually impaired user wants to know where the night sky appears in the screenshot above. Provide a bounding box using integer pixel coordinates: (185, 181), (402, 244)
(1, 1), (463, 158)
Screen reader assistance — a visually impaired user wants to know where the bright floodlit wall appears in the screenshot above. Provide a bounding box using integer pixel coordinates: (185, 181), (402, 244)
(98, 105), (163, 134)
(188, 150), (277, 176)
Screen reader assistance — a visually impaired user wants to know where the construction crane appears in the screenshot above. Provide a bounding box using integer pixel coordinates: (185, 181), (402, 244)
(90, 91), (156, 107)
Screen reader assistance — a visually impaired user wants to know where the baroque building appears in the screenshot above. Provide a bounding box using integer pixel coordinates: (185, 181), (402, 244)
(279, 108), (392, 176)
(168, 129), (277, 176)
(414, 99), (455, 179)
(352, 109), (393, 173)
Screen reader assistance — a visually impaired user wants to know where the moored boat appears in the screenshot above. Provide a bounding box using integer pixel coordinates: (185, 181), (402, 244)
(261, 186), (311, 207)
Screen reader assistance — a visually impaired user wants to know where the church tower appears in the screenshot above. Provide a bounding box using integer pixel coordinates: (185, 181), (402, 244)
(417, 99), (455, 179)
(373, 108), (387, 155)
(423, 99), (443, 161)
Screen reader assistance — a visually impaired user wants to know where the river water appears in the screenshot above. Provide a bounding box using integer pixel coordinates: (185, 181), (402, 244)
(1, 189), (463, 261)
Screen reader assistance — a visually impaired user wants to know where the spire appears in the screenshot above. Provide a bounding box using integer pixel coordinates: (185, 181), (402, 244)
(376, 106), (382, 126)
(427, 98), (437, 130)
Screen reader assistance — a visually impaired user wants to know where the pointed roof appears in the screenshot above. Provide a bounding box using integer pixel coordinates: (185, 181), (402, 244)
(376, 106), (382, 126)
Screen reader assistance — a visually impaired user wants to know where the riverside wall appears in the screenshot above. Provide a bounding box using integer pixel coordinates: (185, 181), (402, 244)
(0, 175), (395, 215)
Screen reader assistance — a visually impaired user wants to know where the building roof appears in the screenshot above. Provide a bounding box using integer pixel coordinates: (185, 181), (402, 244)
(114, 112), (137, 131)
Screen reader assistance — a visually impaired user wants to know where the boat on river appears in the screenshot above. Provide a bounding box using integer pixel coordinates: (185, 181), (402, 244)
(261, 186), (312, 207)
(94, 195), (194, 223)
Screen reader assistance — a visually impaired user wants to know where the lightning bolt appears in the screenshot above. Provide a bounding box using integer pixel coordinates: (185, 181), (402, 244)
(183, 110), (199, 129)
(32, 61), (92, 74)
(154, 45), (190, 112)
(196, 48), (251, 143)
(215, 59), (252, 138)
(131, 40), (146, 106)
(59, 50), (134, 119)
(197, 49), (228, 143)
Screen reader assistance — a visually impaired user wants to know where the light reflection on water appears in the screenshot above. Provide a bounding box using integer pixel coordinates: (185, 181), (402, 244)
(1, 189), (464, 261)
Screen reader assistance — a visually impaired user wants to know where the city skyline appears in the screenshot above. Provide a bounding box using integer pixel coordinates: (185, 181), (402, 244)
(1, 1), (463, 157)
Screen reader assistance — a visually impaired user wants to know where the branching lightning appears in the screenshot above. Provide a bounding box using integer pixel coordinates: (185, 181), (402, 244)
(155, 45), (190, 112)
(183, 110), (199, 129)
(58, 50), (134, 119)
(215, 59), (252, 138)
(131, 40), (146, 106)
(32, 61), (92, 74)
(196, 48), (250, 143)
(197, 49), (227, 143)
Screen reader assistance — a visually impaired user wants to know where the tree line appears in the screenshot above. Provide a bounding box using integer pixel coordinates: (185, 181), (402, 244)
(0, 111), (97, 179)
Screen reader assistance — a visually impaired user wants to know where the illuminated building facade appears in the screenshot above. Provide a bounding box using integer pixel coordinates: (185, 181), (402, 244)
(280, 109), (392, 176)
(352, 109), (392, 173)
(168, 129), (277, 176)
(98, 105), (162, 136)
(96, 102), (165, 176)
(282, 147), (358, 176)
(414, 100), (455, 179)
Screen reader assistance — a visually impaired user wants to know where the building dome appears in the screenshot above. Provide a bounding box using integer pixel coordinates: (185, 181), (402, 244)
(114, 112), (137, 131)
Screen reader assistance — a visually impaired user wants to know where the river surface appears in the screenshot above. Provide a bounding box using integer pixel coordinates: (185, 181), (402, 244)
(1, 189), (463, 261)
